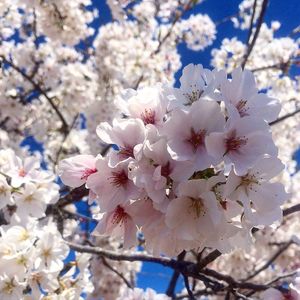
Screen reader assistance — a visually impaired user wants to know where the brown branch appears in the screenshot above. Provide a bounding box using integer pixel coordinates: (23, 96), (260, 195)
(242, 240), (293, 281)
(154, 0), (195, 55)
(283, 203), (300, 217)
(245, 0), (258, 46)
(0, 55), (69, 134)
(269, 107), (300, 126)
(54, 113), (79, 165)
(197, 249), (222, 270)
(101, 257), (133, 289)
(202, 268), (268, 291)
(182, 274), (196, 300)
(241, 0), (269, 69)
(166, 251), (186, 297)
(67, 241), (181, 269)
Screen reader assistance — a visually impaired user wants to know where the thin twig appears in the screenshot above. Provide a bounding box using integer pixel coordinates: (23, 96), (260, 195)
(0, 55), (69, 133)
(245, 0), (258, 46)
(154, 0), (195, 55)
(101, 257), (133, 289)
(54, 113), (79, 165)
(242, 240), (293, 281)
(182, 274), (196, 300)
(269, 107), (300, 126)
(197, 249), (222, 270)
(241, 0), (269, 69)
(283, 203), (300, 217)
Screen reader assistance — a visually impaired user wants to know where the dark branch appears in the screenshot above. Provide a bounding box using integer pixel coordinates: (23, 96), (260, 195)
(241, 0), (269, 69)
(166, 251), (186, 297)
(0, 55), (69, 134)
(242, 240), (293, 281)
(269, 107), (300, 126)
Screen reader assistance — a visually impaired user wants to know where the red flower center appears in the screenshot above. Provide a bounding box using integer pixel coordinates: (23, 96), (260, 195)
(186, 128), (206, 151)
(224, 130), (247, 155)
(140, 108), (156, 125)
(112, 205), (128, 225)
(119, 145), (134, 159)
(80, 168), (97, 180)
(109, 170), (128, 187)
(161, 161), (172, 178)
(19, 168), (26, 177)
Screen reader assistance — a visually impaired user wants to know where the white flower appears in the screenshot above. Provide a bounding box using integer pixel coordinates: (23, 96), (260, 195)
(163, 100), (225, 172)
(206, 116), (277, 175)
(87, 157), (140, 212)
(0, 174), (13, 209)
(58, 154), (97, 188)
(220, 68), (280, 122)
(97, 118), (146, 166)
(225, 157), (289, 225)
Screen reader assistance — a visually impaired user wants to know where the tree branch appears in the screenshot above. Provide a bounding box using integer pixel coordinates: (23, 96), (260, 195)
(0, 55), (69, 134)
(245, 0), (258, 46)
(101, 257), (133, 289)
(283, 203), (300, 217)
(269, 107), (300, 126)
(166, 251), (186, 298)
(242, 240), (293, 281)
(241, 0), (269, 69)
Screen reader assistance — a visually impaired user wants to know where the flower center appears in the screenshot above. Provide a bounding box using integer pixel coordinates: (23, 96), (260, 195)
(186, 128), (206, 151)
(118, 145), (134, 159)
(18, 168), (26, 177)
(109, 170), (128, 187)
(80, 168), (97, 181)
(3, 280), (15, 294)
(236, 99), (249, 117)
(224, 130), (247, 155)
(184, 89), (203, 105)
(161, 161), (171, 178)
(241, 174), (259, 186)
(140, 108), (156, 125)
(112, 205), (128, 225)
(188, 197), (206, 218)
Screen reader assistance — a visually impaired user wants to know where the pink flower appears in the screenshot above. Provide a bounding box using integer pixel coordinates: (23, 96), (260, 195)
(165, 179), (224, 243)
(129, 137), (194, 206)
(220, 68), (280, 122)
(96, 118), (146, 166)
(115, 84), (169, 127)
(224, 157), (289, 226)
(58, 155), (97, 188)
(87, 157), (140, 212)
(168, 64), (218, 109)
(93, 203), (137, 249)
(163, 100), (225, 172)
(206, 117), (278, 175)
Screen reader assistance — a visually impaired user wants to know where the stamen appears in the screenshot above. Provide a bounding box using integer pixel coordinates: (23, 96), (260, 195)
(188, 197), (206, 218)
(118, 145), (134, 159)
(183, 89), (203, 105)
(236, 100), (249, 117)
(186, 128), (206, 151)
(140, 108), (156, 125)
(112, 205), (128, 225)
(161, 161), (171, 178)
(224, 130), (247, 155)
(109, 170), (128, 187)
(80, 168), (97, 180)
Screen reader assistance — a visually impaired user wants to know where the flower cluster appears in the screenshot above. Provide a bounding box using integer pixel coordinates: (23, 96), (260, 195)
(0, 149), (59, 224)
(59, 64), (288, 256)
